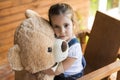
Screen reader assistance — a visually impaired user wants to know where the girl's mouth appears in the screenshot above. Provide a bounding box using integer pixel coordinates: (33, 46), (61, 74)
(59, 36), (65, 38)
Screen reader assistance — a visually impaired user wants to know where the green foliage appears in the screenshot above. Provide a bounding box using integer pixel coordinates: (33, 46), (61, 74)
(90, 0), (99, 16)
(107, 0), (113, 10)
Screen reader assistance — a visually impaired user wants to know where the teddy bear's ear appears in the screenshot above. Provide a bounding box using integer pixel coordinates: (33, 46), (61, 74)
(8, 44), (23, 71)
(25, 9), (40, 18)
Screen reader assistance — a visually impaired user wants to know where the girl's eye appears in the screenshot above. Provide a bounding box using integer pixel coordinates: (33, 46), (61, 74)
(64, 24), (69, 28)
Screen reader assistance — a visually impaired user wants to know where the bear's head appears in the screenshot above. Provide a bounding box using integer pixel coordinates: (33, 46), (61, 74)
(8, 10), (68, 74)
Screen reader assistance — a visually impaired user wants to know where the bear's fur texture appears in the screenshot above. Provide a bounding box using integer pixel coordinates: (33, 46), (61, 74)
(8, 10), (68, 80)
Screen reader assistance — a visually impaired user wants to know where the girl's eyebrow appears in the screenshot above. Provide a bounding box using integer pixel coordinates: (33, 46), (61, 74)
(64, 23), (69, 25)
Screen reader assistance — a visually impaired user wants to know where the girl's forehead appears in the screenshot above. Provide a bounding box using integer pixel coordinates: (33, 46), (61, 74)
(51, 14), (71, 21)
(51, 14), (73, 27)
(51, 15), (71, 23)
(52, 12), (72, 18)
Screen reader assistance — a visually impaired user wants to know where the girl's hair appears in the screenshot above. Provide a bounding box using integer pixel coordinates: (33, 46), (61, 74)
(48, 3), (75, 25)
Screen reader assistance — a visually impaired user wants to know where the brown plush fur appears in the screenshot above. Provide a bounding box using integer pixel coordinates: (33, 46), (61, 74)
(8, 10), (56, 80)
(14, 17), (55, 73)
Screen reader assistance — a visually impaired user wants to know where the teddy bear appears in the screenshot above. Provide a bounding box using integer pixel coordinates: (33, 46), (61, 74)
(8, 9), (68, 80)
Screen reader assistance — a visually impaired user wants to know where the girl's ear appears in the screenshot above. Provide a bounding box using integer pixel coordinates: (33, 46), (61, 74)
(73, 22), (76, 33)
(8, 44), (23, 71)
(72, 20), (75, 29)
(73, 22), (75, 29)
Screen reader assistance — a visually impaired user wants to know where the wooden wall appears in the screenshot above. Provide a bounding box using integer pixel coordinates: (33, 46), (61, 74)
(0, 0), (90, 66)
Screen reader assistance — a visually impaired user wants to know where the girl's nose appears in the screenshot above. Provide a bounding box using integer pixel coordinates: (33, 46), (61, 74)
(60, 27), (65, 34)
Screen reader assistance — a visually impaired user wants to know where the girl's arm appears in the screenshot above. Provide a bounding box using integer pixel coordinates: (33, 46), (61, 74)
(42, 57), (77, 75)
(42, 68), (55, 75)
(62, 57), (76, 70)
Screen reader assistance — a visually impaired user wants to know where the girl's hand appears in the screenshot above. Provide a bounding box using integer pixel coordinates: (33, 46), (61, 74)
(42, 69), (55, 75)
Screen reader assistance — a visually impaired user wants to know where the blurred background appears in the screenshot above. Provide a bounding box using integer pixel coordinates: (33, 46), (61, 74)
(0, 0), (120, 80)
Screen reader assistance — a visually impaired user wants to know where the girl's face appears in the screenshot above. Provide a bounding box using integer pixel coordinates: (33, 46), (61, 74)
(51, 14), (74, 41)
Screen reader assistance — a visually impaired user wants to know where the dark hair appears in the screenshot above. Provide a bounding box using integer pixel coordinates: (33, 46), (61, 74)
(48, 3), (74, 25)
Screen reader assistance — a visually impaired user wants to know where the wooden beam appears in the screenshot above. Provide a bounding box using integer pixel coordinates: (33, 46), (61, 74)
(78, 60), (120, 80)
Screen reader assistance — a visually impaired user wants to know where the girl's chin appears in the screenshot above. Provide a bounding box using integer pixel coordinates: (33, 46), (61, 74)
(58, 37), (67, 41)
(57, 36), (72, 41)
(61, 38), (70, 42)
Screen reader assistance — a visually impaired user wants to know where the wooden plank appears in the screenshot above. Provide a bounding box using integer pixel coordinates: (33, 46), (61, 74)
(0, 0), (12, 9)
(10, 0), (21, 7)
(21, 0), (34, 4)
(84, 11), (120, 75)
(0, 9), (48, 25)
(0, 0), (40, 17)
(0, 29), (14, 53)
(0, 8), (48, 25)
(0, 13), (25, 25)
(0, 51), (9, 65)
(78, 60), (120, 80)
(0, 0), (88, 17)
(0, 21), (21, 33)
(0, 29), (15, 40)
(0, 0), (89, 25)
(0, 0), (86, 25)
(0, 0), (60, 17)
(0, 7), (49, 25)
(0, 42), (13, 53)
(0, 35), (14, 53)
(0, 36), (13, 46)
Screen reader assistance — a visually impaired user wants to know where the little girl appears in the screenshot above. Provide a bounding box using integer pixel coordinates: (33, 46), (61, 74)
(44, 3), (86, 80)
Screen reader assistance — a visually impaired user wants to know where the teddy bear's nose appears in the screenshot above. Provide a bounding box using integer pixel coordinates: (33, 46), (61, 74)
(61, 41), (67, 52)
(48, 47), (52, 52)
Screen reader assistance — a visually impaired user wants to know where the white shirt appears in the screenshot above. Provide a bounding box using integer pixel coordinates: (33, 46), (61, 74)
(64, 40), (84, 75)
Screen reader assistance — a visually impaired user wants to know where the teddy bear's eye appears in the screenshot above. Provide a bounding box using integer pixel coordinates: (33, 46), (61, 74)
(48, 47), (52, 52)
